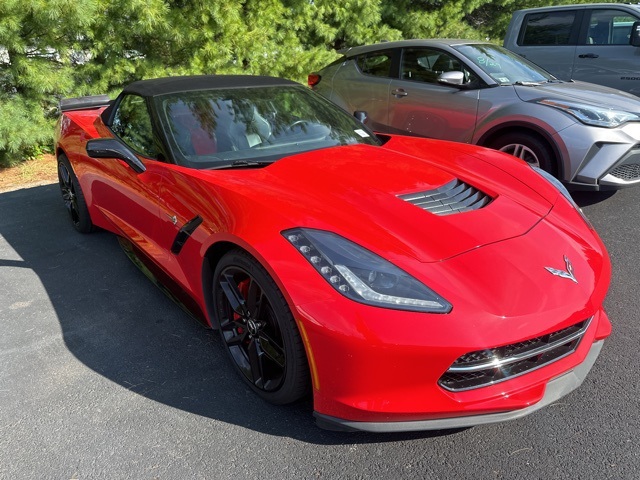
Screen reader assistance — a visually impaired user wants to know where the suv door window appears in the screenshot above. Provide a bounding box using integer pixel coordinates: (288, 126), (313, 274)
(356, 52), (392, 77)
(111, 94), (160, 158)
(521, 11), (578, 45)
(586, 10), (636, 45)
(401, 48), (477, 85)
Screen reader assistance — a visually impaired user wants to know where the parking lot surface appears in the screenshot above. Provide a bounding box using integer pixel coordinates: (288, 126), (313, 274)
(1, 183), (638, 479)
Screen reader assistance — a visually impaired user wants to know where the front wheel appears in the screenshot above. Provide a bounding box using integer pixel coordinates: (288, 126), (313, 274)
(489, 132), (558, 177)
(213, 250), (310, 405)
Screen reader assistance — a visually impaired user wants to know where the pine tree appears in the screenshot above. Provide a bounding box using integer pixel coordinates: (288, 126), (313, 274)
(0, 0), (99, 165)
(0, 0), (559, 165)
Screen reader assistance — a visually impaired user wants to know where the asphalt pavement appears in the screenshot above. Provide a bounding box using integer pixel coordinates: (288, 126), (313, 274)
(1, 183), (638, 479)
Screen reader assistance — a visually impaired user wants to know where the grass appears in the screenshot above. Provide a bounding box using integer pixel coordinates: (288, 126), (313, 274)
(0, 154), (58, 192)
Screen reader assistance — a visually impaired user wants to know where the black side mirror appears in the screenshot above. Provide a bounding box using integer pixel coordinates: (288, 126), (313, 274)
(354, 111), (368, 124)
(86, 138), (146, 174)
(631, 21), (640, 47)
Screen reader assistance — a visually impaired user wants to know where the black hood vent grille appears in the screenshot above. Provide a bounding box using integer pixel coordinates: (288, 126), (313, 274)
(398, 179), (492, 216)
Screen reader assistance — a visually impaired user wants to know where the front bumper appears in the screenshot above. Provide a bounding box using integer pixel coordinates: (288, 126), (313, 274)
(285, 201), (611, 432)
(556, 122), (640, 190)
(315, 340), (604, 432)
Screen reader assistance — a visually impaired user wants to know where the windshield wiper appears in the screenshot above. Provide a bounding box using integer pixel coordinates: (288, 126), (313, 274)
(210, 160), (274, 170)
(514, 81), (542, 86)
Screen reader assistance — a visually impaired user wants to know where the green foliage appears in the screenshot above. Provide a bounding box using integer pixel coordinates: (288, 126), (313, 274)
(0, 0), (99, 163)
(0, 0), (584, 163)
(0, 95), (53, 166)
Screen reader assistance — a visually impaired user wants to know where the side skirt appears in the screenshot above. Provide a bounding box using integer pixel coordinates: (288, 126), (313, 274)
(117, 236), (209, 326)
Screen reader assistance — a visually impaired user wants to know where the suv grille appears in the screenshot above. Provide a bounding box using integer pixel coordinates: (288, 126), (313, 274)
(397, 179), (491, 216)
(438, 319), (591, 392)
(610, 163), (640, 181)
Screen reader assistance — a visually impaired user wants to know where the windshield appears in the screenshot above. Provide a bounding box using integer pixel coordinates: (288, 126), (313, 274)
(156, 85), (380, 169)
(454, 44), (556, 85)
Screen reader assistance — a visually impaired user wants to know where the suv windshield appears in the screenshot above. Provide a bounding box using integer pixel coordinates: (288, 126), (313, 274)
(454, 44), (555, 85)
(156, 85), (380, 169)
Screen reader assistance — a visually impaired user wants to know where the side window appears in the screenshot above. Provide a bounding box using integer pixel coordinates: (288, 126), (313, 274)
(586, 10), (637, 45)
(521, 11), (577, 45)
(401, 48), (477, 85)
(356, 52), (392, 77)
(111, 94), (159, 158)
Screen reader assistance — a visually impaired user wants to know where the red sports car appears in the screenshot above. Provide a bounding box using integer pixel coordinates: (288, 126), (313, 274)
(54, 75), (611, 432)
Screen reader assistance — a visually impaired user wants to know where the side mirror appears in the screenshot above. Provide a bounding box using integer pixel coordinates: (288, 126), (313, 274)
(86, 138), (146, 174)
(631, 21), (640, 47)
(354, 110), (368, 124)
(438, 71), (465, 86)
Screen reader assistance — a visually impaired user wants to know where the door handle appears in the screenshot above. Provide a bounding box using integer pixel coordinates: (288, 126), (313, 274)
(578, 53), (599, 59)
(391, 89), (408, 97)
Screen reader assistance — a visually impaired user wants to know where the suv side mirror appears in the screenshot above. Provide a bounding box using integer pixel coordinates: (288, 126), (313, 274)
(438, 71), (465, 86)
(631, 21), (640, 47)
(86, 138), (146, 174)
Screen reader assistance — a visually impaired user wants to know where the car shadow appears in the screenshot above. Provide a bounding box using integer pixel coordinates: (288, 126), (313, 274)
(0, 184), (462, 445)
(571, 189), (616, 207)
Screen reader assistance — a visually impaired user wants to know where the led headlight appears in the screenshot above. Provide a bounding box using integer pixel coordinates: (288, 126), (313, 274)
(283, 228), (452, 313)
(536, 99), (640, 128)
(533, 167), (593, 229)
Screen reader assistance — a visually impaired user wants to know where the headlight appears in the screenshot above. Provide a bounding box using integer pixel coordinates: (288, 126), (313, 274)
(283, 228), (452, 313)
(536, 99), (640, 128)
(533, 167), (593, 229)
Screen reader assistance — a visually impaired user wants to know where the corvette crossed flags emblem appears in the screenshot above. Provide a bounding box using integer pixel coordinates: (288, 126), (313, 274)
(545, 255), (578, 284)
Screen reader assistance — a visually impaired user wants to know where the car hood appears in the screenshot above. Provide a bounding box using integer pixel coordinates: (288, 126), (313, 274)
(215, 142), (554, 264)
(513, 80), (640, 112)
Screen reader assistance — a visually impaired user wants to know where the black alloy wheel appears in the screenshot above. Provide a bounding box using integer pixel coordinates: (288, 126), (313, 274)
(57, 154), (93, 233)
(213, 250), (309, 405)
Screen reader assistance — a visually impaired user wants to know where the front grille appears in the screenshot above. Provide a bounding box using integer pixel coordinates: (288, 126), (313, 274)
(397, 179), (492, 216)
(610, 163), (640, 181)
(438, 318), (591, 392)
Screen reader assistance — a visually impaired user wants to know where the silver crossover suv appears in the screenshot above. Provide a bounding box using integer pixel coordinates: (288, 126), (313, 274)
(310, 39), (640, 190)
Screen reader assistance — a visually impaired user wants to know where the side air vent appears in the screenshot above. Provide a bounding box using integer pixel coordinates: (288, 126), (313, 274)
(397, 179), (492, 216)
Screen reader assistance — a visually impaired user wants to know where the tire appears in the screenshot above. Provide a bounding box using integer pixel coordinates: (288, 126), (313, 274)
(489, 132), (558, 177)
(213, 250), (310, 405)
(57, 154), (93, 233)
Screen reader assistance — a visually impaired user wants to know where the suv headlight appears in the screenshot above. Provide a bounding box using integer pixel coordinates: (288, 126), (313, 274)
(537, 99), (640, 128)
(284, 228), (452, 313)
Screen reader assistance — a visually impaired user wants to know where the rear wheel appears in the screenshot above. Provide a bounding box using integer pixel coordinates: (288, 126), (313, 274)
(489, 132), (558, 177)
(57, 154), (93, 233)
(213, 250), (310, 405)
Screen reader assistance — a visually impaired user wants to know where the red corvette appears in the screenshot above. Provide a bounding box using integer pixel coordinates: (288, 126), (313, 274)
(54, 75), (611, 432)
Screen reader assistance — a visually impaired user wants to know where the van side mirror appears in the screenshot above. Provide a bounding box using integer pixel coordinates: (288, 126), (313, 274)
(354, 111), (368, 124)
(631, 21), (640, 47)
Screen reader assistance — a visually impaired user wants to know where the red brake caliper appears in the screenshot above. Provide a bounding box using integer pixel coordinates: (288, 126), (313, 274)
(234, 279), (251, 336)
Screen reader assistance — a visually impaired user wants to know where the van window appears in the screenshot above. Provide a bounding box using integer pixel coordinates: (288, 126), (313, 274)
(521, 11), (577, 45)
(586, 10), (637, 45)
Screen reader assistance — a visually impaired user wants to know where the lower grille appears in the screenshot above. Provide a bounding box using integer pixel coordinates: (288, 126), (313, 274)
(609, 163), (640, 181)
(438, 318), (591, 392)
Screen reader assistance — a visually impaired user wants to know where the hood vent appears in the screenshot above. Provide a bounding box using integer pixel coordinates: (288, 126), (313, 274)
(398, 179), (492, 216)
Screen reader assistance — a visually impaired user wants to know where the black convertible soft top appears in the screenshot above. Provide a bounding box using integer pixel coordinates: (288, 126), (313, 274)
(123, 75), (300, 97)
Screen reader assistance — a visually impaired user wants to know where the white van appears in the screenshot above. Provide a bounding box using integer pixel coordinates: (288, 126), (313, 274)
(504, 3), (640, 96)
